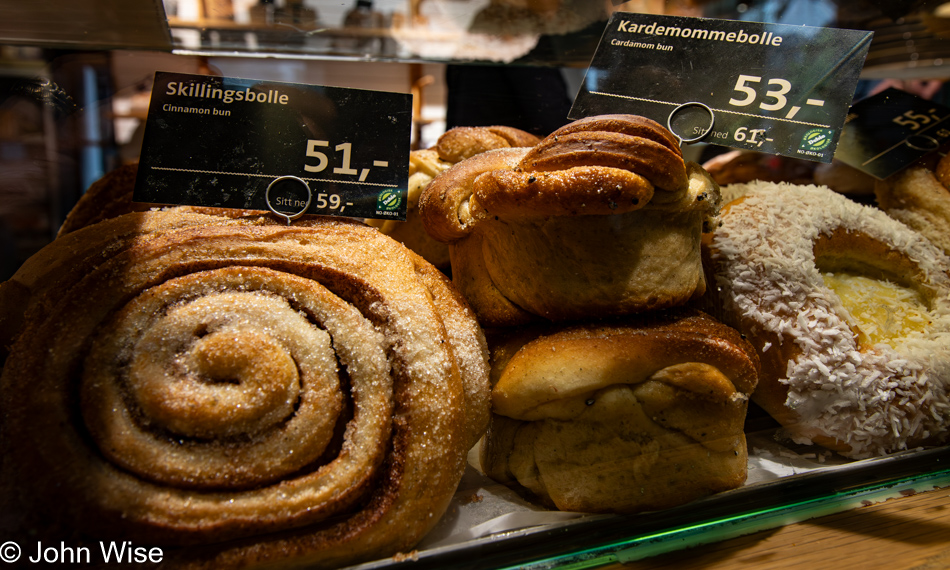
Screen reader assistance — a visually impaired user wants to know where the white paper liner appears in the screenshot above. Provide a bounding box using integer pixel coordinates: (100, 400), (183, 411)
(413, 431), (874, 552)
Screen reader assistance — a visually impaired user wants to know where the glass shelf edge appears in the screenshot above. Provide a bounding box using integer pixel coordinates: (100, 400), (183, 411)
(500, 468), (950, 570)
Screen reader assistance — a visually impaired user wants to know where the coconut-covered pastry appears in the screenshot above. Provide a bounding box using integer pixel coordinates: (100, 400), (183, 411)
(706, 181), (950, 458)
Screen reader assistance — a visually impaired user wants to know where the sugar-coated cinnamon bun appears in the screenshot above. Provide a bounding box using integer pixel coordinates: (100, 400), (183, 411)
(874, 163), (950, 256)
(0, 211), (489, 569)
(1, 208), (253, 362)
(706, 181), (950, 458)
(434, 125), (541, 164)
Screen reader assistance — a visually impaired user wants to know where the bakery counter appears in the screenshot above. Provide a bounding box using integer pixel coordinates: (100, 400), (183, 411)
(611, 483), (950, 570)
(345, 435), (950, 570)
(4, 113), (950, 569)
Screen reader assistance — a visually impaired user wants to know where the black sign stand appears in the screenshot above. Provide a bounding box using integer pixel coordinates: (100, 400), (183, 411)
(134, 72), (412, 221)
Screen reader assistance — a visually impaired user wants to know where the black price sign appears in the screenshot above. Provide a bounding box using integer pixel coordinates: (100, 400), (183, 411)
(134, 72), (412, 221)
(570, 13), (872, 163)
(835, 88), (950, 180)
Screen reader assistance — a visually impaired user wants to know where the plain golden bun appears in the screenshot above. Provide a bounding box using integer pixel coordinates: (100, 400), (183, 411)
(480, 310), (758, 513)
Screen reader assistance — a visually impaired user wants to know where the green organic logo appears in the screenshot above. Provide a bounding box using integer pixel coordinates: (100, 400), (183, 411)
(377, 189), (402, 211)
(800, 128), (834, 152)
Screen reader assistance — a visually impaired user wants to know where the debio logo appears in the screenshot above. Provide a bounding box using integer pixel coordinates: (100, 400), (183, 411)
(800, 128), (833, 152)
(377, 189), (402, 211)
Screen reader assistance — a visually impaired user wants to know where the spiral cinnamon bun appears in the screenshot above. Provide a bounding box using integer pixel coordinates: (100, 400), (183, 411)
(0, 211), (489, 568)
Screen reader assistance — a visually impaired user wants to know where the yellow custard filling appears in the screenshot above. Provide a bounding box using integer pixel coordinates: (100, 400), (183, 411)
(823, 272), (932, 346)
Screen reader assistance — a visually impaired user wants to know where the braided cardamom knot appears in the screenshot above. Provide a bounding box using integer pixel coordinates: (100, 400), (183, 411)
(367, 126), (540, 269)
(434, 125), (542, 164)
(0, 210), (489, 569)
(420, 114), (721, 326)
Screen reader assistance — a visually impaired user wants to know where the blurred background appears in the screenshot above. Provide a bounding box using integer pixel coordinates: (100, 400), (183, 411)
(0, 0), (947, 279)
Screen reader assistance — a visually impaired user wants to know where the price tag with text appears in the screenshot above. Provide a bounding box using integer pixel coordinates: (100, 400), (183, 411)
(135, 72), (412, 221)
(834, 88), (950, 179)
(570, 13), (873, 163)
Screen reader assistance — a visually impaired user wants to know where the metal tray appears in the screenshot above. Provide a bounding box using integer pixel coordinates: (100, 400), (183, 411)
(348, 418), (950, 570)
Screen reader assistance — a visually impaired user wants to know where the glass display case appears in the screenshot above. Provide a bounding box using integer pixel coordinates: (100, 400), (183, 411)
(2, 0), (950, 273)
(1, 1), (949, 569)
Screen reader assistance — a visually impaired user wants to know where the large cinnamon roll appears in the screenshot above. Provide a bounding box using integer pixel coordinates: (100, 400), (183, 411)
(0, 210), (489, 569)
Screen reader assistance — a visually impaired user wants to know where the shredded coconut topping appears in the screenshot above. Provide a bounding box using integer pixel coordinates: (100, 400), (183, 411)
(710, 182), (950, 458)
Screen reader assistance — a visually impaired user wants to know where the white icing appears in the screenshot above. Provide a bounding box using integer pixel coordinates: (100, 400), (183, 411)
(710, 182), (950, 458)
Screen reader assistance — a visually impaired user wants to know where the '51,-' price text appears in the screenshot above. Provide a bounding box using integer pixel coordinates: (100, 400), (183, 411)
(304, 140), (389, 182)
